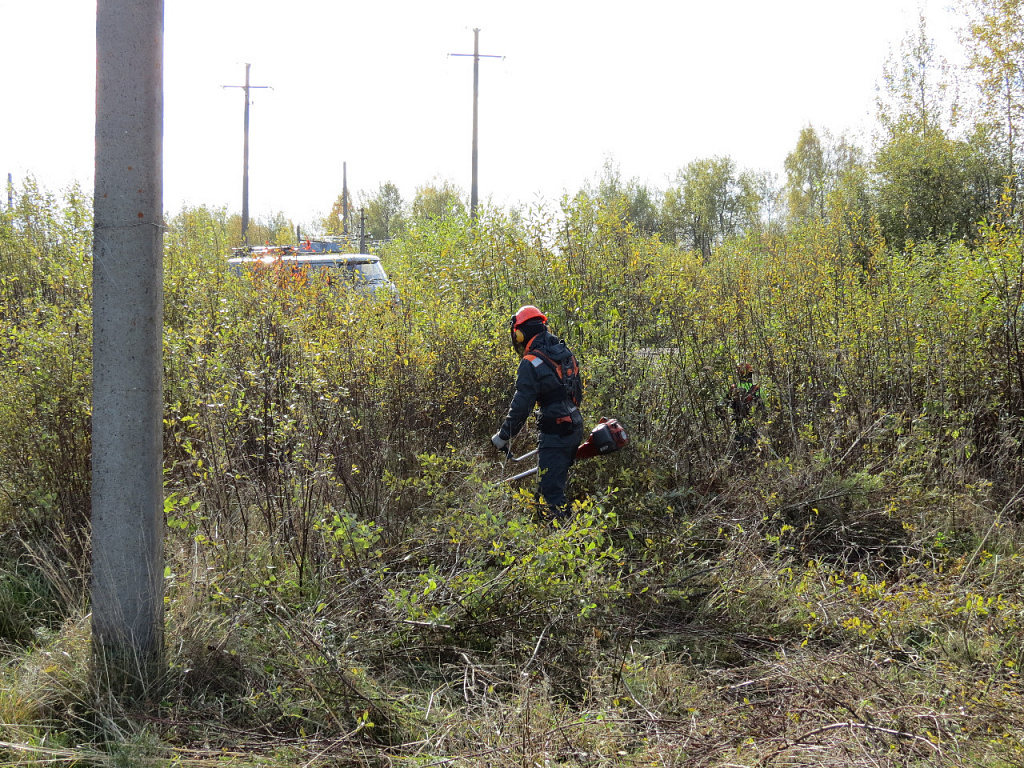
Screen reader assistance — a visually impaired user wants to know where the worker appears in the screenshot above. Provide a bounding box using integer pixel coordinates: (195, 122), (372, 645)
(491, 305), (584, 521)
(716, 361), (764, 455)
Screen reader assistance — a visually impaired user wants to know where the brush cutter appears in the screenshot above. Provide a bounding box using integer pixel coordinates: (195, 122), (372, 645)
(501, 417), (630, 482)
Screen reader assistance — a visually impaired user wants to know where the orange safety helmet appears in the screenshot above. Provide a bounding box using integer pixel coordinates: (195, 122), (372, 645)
(737, 362), (754, 378)
(510, 305), (548, 346)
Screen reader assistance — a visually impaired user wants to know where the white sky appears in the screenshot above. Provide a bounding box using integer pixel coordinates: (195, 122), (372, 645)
(1, 0), (963, 229)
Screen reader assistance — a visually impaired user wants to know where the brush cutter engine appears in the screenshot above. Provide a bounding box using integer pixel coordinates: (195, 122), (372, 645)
(575, 417), (629, 460)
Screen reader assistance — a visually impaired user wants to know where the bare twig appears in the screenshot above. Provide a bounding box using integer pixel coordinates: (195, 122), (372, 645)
(760, 720), (942, 765)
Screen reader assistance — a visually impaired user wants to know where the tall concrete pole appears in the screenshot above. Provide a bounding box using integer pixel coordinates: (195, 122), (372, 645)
(224, 64), (269, 245)
(342, 161), (349, 235)
(471, 29), (479, 217)
(242, 63), (251, 243)
(450, 30), (503, 220)
(92, 0), (165, 697)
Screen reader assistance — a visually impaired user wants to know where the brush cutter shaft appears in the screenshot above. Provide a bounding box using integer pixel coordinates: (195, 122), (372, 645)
(503, 466), (540, 482)
(508, 448), (539, 462)
(499, 417), (630, 484)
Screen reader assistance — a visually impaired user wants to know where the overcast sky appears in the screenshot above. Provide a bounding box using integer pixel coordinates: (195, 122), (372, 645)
(1, 0), (963, 228)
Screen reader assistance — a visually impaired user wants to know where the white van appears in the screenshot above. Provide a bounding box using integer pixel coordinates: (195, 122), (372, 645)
(227, 247), (398, 300)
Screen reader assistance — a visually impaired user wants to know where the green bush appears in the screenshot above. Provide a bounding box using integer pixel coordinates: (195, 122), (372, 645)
(1, 184), (1023, 765)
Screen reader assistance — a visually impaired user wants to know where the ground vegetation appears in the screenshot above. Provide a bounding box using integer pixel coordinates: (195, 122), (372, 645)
(1, 165), (1023, 766)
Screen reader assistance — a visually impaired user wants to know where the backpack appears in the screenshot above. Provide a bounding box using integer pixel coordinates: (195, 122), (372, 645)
(530, 346), (584, 408)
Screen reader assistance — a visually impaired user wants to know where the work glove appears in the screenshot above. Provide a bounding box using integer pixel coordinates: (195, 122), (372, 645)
(491, 432), (509, 452)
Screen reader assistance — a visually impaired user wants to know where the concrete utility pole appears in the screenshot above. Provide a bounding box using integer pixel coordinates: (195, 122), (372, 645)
(342, 161), (349, 235)
(92, 0), (165, 698)
(450, 29), (503, 219)
(223, 64), (270, 245)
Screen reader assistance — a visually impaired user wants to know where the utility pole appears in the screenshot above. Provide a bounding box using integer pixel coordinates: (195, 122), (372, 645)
(6, 173), (12, 209)
(450, 29), (503, 219)
(223, 64), (270, 245)
(92, 0), (165, 700)
(359, 208), (366, 253)
(342, 161), (349, 235)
